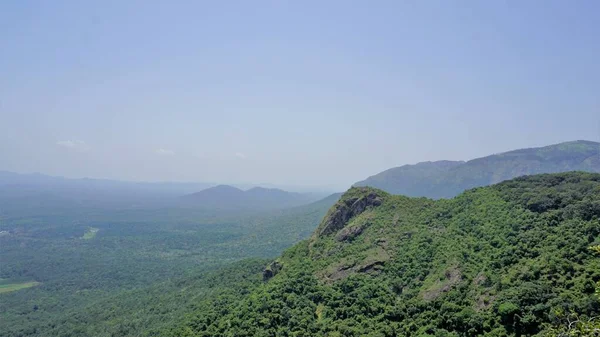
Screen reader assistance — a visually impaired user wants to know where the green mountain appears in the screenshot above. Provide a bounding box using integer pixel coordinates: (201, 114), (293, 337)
(170, 172), (600, 337)
(355, 140), (600, 198)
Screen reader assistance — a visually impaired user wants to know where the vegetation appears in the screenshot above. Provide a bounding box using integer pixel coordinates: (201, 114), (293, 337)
(0, 196), (336, 336)
(81, 226), (99, 239)
(170, 172), (600, 336)
(542, 245), (600, 336)
(0, 280), (41, 294)
(2, 167), (599, 336)
(355, 140), (600, 198)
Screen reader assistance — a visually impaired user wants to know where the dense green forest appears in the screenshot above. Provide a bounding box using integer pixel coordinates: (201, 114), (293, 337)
(355, 140), (600, 198)
(169, 172), (600, 336)
(2, 171), (599, 336)
(0, 195), (337, 336)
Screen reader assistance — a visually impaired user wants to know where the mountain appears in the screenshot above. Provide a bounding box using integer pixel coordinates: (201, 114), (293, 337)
(0, 171), (331, 212)
(169, 172), (600, 336)
(180, 185), (318, 210)
(0, 171), (214, 195)
(355, 140), (600, 198)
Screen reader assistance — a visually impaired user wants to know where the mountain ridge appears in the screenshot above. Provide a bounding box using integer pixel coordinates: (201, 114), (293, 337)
(355, 140), (600, 198)
(171, 171), (600, 336)
(181, 184), (318, 210)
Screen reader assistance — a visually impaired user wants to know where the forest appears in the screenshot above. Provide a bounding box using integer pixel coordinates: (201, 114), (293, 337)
(0, 195), (335, 336)
(167, 172), (600, 337)
(1, 173), (599, 336)
(3, 1), (599, 335)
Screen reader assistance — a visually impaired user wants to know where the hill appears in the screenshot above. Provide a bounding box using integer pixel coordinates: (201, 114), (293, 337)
(355, 140), (600, 198)
(181, 185), (317, 210)
(170, 172), (600, 336)
(0, 171), (331, 212)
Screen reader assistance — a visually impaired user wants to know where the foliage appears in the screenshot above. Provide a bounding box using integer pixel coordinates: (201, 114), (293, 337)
(2, 172), (599, 336)
(171, 172), (600, 337)
(541, 246), (600, 336)
(0, 280), (41, 294)
(0, 197), (335, 336)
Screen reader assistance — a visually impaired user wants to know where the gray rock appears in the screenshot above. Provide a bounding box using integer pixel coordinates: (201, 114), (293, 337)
(263, 260), (283, 281)
(317, 191), (382, 237)
(335, 224), (364, 242)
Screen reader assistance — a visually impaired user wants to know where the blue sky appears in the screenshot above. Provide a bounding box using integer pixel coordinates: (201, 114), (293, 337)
(1, 1), (599, 189)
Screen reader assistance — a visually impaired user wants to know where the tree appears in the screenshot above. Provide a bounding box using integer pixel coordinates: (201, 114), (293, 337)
(542, 246), (600, 336)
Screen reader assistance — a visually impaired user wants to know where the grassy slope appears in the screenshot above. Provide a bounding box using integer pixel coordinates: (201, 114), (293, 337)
(0, 281), (41, 294)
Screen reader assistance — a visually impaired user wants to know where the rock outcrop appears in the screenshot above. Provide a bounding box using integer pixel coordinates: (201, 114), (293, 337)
(315, 188), (383, 238)
(321, 247), (390, 282)
(335, 224), (365, 242)
(263, 260), (283, 281)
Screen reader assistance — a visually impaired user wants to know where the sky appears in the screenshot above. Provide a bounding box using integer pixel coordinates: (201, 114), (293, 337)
(1, 1), (599, 190)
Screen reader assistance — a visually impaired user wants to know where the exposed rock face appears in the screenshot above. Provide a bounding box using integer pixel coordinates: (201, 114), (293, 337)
(323, 247), (390, 282)
(335, 224), (364, 242)
(422, 266), (462, 301)
(263, 260), (282, 281)
(316, 189), (383, 237)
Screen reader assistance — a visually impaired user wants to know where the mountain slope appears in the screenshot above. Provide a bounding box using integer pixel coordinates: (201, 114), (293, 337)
(181, 185), (318, 210)
(355, 140), (600, 198)
(171, 172), (600, 337)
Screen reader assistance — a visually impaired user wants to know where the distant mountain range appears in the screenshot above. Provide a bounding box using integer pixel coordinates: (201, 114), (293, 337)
(0, 171), (217, 210)
(180, 185), (319, 210)
(355, 140), (600, 198)
(0, 171), (214, 196)
(3, 140), (598, 210)
(0, 171), (332, 211)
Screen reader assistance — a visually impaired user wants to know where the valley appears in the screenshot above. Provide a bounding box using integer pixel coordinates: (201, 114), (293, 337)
(1, 141), (599, 336)
(4, 3), (599, 335)
(0, 196), (337, 336)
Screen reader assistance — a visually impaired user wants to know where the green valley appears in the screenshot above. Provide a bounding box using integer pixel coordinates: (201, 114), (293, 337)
(4, 3), (599, 335)
(2, 146), (599, 336)
(0, 196), (337, 337)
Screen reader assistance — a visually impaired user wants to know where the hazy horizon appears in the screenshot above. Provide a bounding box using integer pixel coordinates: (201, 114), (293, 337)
(2, 1), (599, 190)
(3, 139), (597, 193)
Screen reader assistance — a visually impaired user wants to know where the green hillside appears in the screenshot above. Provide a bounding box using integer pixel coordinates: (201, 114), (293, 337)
(355, 140), (600, 198)
(170, 172), (600, 337)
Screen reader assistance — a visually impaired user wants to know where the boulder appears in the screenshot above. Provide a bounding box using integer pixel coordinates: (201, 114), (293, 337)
(316, 190), (382, 237)
(262, 260), (283, 281)
(335, 224), (364, 242)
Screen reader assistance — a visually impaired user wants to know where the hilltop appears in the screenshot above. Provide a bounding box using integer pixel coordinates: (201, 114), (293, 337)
(170, 172), (600, 336)
(355, 140), (600, 198)
(180, 185), (317, 210)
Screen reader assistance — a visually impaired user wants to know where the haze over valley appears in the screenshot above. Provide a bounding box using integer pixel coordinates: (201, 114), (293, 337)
(2, 1), (600, 336)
